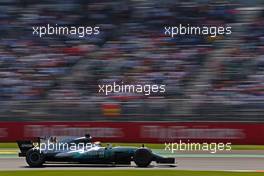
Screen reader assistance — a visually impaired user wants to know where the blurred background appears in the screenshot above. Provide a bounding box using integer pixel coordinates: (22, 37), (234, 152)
(0, 0), (264, 122)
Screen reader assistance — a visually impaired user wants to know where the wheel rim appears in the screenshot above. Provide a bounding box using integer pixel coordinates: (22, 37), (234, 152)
(134, 149), (152, 167)
(30, 153), (40, 162)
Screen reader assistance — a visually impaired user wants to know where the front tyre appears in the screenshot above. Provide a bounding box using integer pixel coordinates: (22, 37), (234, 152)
(134, 148), (153, 167)
(26, 149), (45, 167)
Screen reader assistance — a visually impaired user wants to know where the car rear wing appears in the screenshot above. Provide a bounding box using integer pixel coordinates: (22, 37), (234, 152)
(17, 138), (40, 157)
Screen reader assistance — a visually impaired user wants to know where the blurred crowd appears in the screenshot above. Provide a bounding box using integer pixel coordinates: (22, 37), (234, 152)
(0, 0), (263, 121)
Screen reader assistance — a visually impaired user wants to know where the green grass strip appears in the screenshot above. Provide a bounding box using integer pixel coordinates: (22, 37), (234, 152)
(0, 170), (263, 176)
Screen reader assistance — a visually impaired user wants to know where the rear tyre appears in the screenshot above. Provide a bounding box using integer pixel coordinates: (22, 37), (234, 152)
(26, 149), (45, 167)
(134, 148), (152, 167)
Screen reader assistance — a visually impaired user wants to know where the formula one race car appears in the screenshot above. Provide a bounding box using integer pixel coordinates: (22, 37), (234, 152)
(17, 135), (175, 167)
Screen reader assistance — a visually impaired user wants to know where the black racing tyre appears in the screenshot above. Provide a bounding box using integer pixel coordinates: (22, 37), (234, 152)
(133, 148), (153, 167)
(26, 149), (45, 167)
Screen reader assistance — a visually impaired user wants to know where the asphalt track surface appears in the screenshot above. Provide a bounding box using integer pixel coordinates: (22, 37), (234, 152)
(0, 151), (264, 171)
